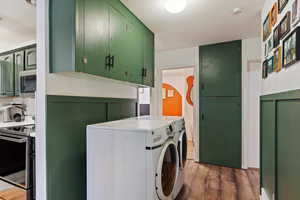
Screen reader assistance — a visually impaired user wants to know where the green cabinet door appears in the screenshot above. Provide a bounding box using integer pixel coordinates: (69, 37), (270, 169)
(199, 97), (241, 168)
(260, 101), (276, 200)
(25, 48), (36, 70)
(108, 6), (128, 81)
(277, 100), (300, 200)
(123, 22), (143, 84)
(14, 51), (25, 96)
(83, 0), (110, 77)
(0, 54), (15, 96)
(142, 30), (155, 87)
(199, 40), (241, 97)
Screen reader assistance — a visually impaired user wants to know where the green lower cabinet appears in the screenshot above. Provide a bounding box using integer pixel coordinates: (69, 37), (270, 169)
(260, 89), (300, 200)
(0, 54), (15, 96)
(260, 101), (276, 200)
(46, 95), (137, 200)
(49, 0), (155, 87)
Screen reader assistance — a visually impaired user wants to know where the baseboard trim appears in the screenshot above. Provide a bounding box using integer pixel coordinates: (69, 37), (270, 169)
(260, 188), (271, 200)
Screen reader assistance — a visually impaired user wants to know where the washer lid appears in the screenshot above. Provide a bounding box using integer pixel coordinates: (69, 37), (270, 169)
(155, 140), (179, 200)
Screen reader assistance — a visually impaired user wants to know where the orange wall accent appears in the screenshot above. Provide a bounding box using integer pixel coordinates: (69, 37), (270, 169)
(162, 83), (182, 116)
(186, 76), (194, 106)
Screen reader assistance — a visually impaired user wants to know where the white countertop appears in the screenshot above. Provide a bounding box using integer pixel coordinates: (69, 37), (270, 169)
(0, 116), (35, 128)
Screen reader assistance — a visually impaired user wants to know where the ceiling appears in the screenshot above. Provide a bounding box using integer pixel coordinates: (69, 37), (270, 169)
(121, 0), (265, 51)
(0, 0), (36, 52)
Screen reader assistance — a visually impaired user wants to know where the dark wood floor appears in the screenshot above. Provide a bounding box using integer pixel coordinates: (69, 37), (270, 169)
(176, 160), (260, 200)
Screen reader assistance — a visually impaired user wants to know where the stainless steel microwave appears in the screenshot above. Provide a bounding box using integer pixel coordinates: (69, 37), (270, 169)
(20, 70), (36, 94)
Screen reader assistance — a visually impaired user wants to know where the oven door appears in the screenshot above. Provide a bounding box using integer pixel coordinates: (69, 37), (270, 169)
(0, 133), (30, 189)
(20, 73), (36, 94)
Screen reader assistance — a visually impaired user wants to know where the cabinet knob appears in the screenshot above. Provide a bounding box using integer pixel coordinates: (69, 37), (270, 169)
(82, 57), (88, 64)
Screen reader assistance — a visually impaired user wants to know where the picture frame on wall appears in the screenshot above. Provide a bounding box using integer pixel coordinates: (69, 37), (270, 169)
(283, 27), (300, 67)
(278, 0), (289, 13)
(267, 56), (274, 73)
(274, 25), (280, 48)
(263, 14), (272, 41)
(271, 2), (278, 26)
(262, 60), (268, 79)
(274, 46), (283, 72)
(267, 35), (274, 54)
(279, 11), (291, 39)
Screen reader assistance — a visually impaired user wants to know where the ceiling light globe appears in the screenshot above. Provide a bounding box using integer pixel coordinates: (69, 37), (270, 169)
(165, 0), (187, 14)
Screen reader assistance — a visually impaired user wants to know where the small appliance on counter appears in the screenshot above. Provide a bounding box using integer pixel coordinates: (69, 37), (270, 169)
(0, 104), (26, 123)
(0, 125), (35, 200)
(20, 70), (36, 95)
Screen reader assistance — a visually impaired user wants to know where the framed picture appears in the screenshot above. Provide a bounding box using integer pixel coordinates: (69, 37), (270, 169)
(267, 56), (274, 73)
(283, 27), (300, 67)
(279, 11), (291, 39)
(271, 3), (278, 26)
(274, 46), (283, 72)
(273, 25), (280, 48)
(263, 14), (272, 41)
(262, 60), (268, 79)
(278, 0), (289, 13)
(267, 35), (274, 54)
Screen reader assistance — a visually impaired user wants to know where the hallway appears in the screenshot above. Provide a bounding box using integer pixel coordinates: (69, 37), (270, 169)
(176, 160), (259, 200)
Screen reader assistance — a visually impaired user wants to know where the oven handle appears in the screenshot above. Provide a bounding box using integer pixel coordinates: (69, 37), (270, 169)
(0, 135), (26, 143)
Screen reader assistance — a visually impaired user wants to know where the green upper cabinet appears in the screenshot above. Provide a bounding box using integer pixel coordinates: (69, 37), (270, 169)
(0, 54), (15, 96)
(142, 30), (155, 87)
(14, 51), (25, 95)
(49, 0), (155, 87)
(25, 48), (36, 70)
(83, 0), (110, 77)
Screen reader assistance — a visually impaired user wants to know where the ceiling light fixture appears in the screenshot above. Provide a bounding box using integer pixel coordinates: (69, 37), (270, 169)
(25, 0), (36, 6)
(165, 0), (187, 14)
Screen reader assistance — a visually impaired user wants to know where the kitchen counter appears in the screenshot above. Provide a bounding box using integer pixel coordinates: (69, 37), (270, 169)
(0, 116), (35, 128)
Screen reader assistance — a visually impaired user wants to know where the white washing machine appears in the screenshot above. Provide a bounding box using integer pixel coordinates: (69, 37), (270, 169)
(87, 117), (181, 200)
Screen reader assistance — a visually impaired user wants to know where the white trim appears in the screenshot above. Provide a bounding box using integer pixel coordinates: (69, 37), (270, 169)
(242, 59), (261, 169)
(36, 0), (47, 199)
(151, 63), (200, 162)
(260, 188), (271, 200)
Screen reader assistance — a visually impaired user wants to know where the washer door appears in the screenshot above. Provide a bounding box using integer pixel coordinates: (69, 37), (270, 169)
(179, 131), (188, 168)
(156, 140), (179, 200)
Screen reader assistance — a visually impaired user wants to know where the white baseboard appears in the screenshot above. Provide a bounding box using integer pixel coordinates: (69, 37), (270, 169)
(260, 188), (273, 200)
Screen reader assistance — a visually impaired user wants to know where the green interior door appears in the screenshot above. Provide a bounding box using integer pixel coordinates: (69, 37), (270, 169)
(83, 0), (110, 77)
(199, 40), (242, 168)
(109, 6), (128, 81)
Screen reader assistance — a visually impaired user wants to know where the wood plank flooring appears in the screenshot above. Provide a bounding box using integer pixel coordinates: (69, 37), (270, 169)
(176, 160), (260, 200)
(0, 187), (26, 200)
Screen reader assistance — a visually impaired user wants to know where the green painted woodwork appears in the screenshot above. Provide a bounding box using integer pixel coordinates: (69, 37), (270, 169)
(25, 48), (36, 70)
(46, 95), (137, 200)
(199, 40), (241, 97)
(14, 51), (25, 96)
(199, 97), (241, 168)
(260, 89), (300, 200)
(49, 0), (155, 87)
(199, 40), (242, 168)
(260, 101), (276, 200)
(143, 30), (155, 87)
(83, 0), (110, 77)
(0, 54), (15, 96)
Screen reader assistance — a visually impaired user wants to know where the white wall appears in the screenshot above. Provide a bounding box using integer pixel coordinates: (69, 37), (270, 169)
(0, 40), (36, 53)
(242, 37), (262, 168)
(262, 0), (300, 95)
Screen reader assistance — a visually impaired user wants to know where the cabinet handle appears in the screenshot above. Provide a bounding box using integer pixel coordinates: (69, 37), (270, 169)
(105, 55), (110, 69)
(110, 55), (114, 68)
(82, 57), (88, 64)
(144, 68), (147, 77)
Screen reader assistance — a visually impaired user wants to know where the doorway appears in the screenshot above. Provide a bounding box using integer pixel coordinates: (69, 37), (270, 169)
(161, 67), (195, 160)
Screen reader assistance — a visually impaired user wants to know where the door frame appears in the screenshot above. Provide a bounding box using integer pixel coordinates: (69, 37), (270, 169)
(151, 65), (200, 162)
